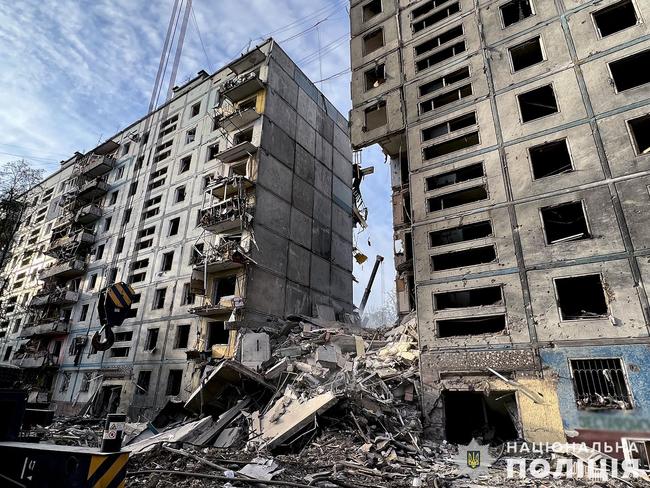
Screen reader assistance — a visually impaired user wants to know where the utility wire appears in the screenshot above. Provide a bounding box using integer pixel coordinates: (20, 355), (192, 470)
(297, 32), (349, 65)
(190, 2), (213, 72)
(257, 0), (345, 39)
(312, 67), (351, 84)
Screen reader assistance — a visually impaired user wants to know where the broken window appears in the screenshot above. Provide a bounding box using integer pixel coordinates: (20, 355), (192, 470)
(181, 283), (196, 305)
(428, 185), (488, 211)
(190, 102), (200, 118)
(416, 41), (466, 72)
(110, 347), (129, 358)
(413, 2), (460, 33)
(363, 29), (384, 55)
(175, 324), (190, 348)
(434, 286), (502, 310)
(414, 25), (463, 56)
(80, 372), (92, 392)
(145, 328), (159, 351)
(412, 0), (448, 18)
(540, 201), (589, 244)
(89, 274), (98, 290)
(234, 128), (254, 145)
(509, 36), (544, 72)
(109, 191), (118, 205)
(207, 143), (220, 161)
(128, 181), (138, 196)
(104, 217), (112, 232)
(420, 84), (472, 113)
(364, 64), (386, 91)
(166, 369), (183, 396)
(116, 236), (125, 253)
(79, 304), (89, 321)
(626, 440), (650, 470)
(500, 0), (534, 27)
(161, 251), (174, 272)
(179, 156), (191, 174)
(175, 185), (186, 202)
(529, 139), (573, 179)
(362, 0), (382, 21)
(114, 331), (133, 342)
(152, 288), (167, 310)
(443, 391), (519, 444)
(364, 101), (387, 131)
(426, 162), (483, 190)
(593, 0), (637, 38)
(95, 244), (105, 260)
(609, 49), (650, 92)
(208, 321), (229, 347)
(429, 220), (493, 246)
(431, 245), (496, 270)
(570, 358), (631, 409)
(555, 274), (608, 320)
(628, 114), (650, 156)
(168, 217), (180, 236)
(419, 66), (470, 97)
(423, 131), (480, 160)
(136, 371), (151, 395)
(438, 314), (506, 337)
(213, 275), (237, 303)
(422, 112), (476, 142)
(185, 128), (196, 144)
(518, 84), (558, 122)
(122, 208), (132, 226)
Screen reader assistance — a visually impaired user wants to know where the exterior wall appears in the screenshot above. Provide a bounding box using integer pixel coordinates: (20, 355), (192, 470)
(0, 39), (354, 419)
(349, 0), (650, 442)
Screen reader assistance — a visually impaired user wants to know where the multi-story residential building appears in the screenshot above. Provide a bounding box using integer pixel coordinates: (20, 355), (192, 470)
(349, 0), (650, 449)
(0, 39), (357, 419)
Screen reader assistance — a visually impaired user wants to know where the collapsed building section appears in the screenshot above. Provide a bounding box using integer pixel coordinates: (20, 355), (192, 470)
(0, 39), (361, 420)
(349, 0), (650, 448)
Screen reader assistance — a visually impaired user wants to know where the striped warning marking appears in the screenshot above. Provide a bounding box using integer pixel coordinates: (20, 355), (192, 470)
(87, 452), (129, 488)
(106, 282), (135, 309)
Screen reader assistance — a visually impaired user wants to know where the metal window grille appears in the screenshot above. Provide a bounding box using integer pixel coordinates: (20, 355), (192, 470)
(570, 358), (631, 410)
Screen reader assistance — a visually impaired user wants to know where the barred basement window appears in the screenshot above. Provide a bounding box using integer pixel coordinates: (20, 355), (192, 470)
(570, 358), (631, 410)
(413, 2), (460, 33)
(429, 220), (492, 246)
(555, 274), (608, 320)
(428, 185), (488, 211)
(593, 0), (637, 38)
(420, 84), (472, 113)
(418, 66), (470, 97)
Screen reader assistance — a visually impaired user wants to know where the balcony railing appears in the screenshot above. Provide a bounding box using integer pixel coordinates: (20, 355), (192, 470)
(77, 153), (116, 178)
(189, 295), (243, 317)
(76, 179), (110, 203)
(75, 203), (102, 224)
(214, 106), (260, 132)
(198, 198), (248, 234)
(39, 259), (86, 280)
(11, 351), (60, 368)
(21, 319), (70, 338)
(45, 229), (95, 257)
(220, 72), (264, 102)
(30, 289), (80, 308)
(192, 241), (247, 274)
(216, 141), (258, 165)
(207, 175), (254, 201)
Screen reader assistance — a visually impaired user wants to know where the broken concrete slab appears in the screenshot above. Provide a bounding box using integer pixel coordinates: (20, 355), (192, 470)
(241, 332), (271, 370)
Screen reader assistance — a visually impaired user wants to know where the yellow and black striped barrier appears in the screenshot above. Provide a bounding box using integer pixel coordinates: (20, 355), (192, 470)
(0, 442), (129, 487)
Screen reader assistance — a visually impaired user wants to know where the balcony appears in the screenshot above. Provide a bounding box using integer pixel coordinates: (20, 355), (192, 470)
(189, 295), (243, 317)
(76, 179), (110, 203)
(199, 198), (248, 234)
(78, 153), (116, 178)
(30, 289), (80, 308)
(11, 351), (60, 369)
(75, 204), (102, 224)
(208, 175), (254, 200)
(216, 141), (258, 165)
(22, 319), (70, 338)
(192, 241), (247, 274)
(45, 229), (94, 256)
(221, 72), (265, 103)
(39, 259), (86, 280)
(214, 106), (260, 132)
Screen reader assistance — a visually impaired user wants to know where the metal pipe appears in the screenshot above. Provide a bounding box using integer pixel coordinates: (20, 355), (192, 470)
(359, 255), (384, 314)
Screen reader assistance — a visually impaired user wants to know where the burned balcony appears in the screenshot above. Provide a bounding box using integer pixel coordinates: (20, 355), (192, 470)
(76, 178), (110, 203)
(189, 295), (243, 317)
(21, 318), (70, 338)
(192, 240), (248, 274)
(30, 289), (80, 308)
(77, 153), (116, 178)
(11, 350), (60, 369)
(45, 228), (95, 257)
(199, 198), (250, 234)
(213, 102), (260, 132)
(221, 72), (265, 103)
(75, 203), (102, 224)
(39, 259), (86, 280)
(208, 175), (254, 201)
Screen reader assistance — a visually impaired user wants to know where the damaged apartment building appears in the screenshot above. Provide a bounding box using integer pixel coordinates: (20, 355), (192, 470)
(0, 39), (358, 419)
(349, 0), (650, 449)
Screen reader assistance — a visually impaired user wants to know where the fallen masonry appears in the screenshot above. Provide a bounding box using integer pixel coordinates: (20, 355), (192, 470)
(12, 312), (648, 486)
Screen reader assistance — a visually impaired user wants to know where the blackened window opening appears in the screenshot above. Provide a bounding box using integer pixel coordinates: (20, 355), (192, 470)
(434, 286), (502, 309)
(555, 274), (608, 320)
(438, 314), (506, 337)
(428, 185), (487, 211)
(426, 162), (483, 190)
(541, 201), (589, 244)
(518, 85), (558, 122)
(593, 0), (637, 38)
(510, 37), (544, 71)
(431, 245), (496, 270)
(628, 114), (650, 155)
(429, 221), (493, 246)
(500, 0), (533, 27)
(529, 139), (573, 179)
(609, 50), (650, 92)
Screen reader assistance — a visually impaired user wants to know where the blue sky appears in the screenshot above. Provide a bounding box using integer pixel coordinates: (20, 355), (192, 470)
(0, 0), (395, 316)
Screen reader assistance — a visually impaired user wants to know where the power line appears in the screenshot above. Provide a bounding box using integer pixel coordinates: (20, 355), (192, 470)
(0, 151), (60, 164)
(313, 67), (351, 83)
(258, 0), (345, 39)
(297, 31), (349, 65)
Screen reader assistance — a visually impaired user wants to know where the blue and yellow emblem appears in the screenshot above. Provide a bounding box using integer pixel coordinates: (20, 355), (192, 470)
(467, 450), (481, 469)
